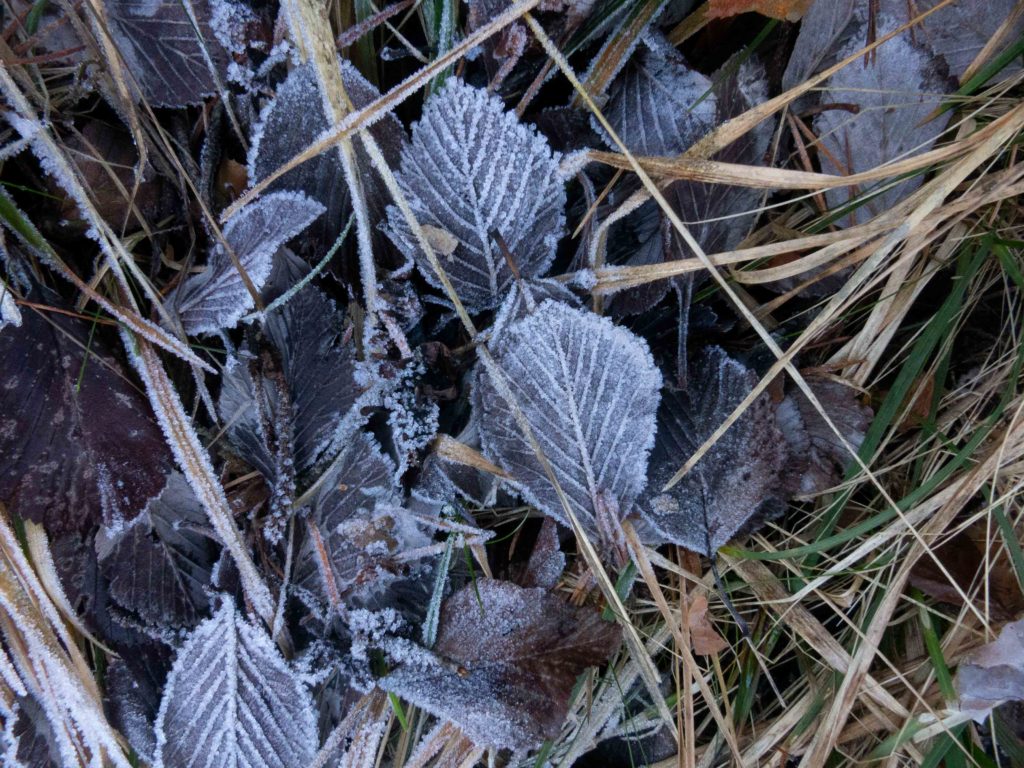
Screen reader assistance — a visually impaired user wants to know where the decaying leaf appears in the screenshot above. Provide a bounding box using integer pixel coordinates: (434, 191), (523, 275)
(775, 377), (872, 495)
(688, 594), (728, 655)
(296, 431), (420, 603)
(0, 304), (171, 534)
(169, 191), (325, 334)
(155, 601), (318, 768)
(603, 36), (773, 315)
(384, 80), (566, 311)
(476, 300), (662, 548)
(640, 347), (787, 555)
(105, 0), (229, 107)
(707, 0), (813, 21)
(219, 251), (359, 488)
(381, 579), (622, 749)
(98, 472), (216, 630)
(957, 618), (1024, 722)
(519, 518), (565, 590)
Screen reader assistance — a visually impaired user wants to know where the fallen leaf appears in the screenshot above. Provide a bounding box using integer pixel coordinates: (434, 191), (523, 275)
(707, 0), (813, 22)
(957, 618), (1024, 722)
(688, 595), (728, 655)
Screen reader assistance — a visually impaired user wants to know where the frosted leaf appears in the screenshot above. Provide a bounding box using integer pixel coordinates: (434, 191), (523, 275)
(248, 60), (404, 247)
(639, 347), (787, 555)
(170, 192), (324, 334)
(603, 35), (716, 157)
(1, 278), (21, 330)
(412, 418), (498, 511)
(0, 301), (171, 534)
(811, 18), (953, 224)
(603, 39), (773, 314)
(907, 0), (1024, 81)
(103, 657), (164, 763)
(99, 472), (216, 629)
(155, 601), (317, 768)
(219, 251), (359, 487)
(105, 0), (229, 107)
(956, 617), (1024, 721)
(519, 518), (564, 590)
(383, 80), (566, 311)
(380, 579), (621, 750)
(489, 277), (580, 344)
(775, 378), (872, 496)
(475, 300), (662, 546)
(781, 0), (857, 91)
(296, 432), (407, 602)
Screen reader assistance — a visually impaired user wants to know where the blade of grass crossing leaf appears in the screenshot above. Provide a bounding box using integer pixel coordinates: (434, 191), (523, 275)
(422, 534), (455, 648)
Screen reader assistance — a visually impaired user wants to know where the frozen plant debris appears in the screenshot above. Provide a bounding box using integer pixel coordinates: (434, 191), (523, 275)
(170, 191), (325, 334)
(380, 579), (621, 750)
(956, 618), (1024, 722)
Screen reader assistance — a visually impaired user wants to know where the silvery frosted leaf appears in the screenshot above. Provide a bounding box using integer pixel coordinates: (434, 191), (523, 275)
(956, 617), (1024, 721)
(248, 60), (404, 248)
(0, 303), (171, 534)
(296, 431), (408, 601)
(811, 17), (953, 224)
(106, 0), (229, 107)
(383, 80), (566, 311)
(519, 518), (564, 590)
(640, 347), (787, 555)
(775, 378), (872, 496)
(171, 191), (324, 334)
(99, 472), (215, 630)
(781, 0), (857, 91)
(603, 38), (772, 315)
(412, 417), (499, 512)
(155, 602), (317, 768)
(907, 0), (1023, 81)
(476, 300), (662, 544)
(103, 656), (165, 763)
(380, 579), (621, 750)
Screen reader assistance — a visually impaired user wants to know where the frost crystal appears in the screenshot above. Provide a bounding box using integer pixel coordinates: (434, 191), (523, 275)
(476, 300), (661, 547)
(383, 79), (566, 311)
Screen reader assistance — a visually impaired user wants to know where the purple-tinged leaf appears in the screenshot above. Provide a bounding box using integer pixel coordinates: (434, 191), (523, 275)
(155, 602), (317, 768)
(170, 191), (324, 335)
(381, 579), (621, 750)
(98, 472), (216, 630)
(105, 0), (229, 107)
(775, 378), (872, 496)
(0, 306), (171, 534)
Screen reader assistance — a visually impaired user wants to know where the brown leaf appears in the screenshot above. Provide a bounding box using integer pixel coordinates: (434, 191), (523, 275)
(707, 0), (814, 21)
(381, 579), (622, 749)
(688, 595), (728, 655)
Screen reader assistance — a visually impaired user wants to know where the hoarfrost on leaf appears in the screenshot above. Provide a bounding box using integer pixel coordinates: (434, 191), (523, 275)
(170, 191), (325, 335)
(639, 347), (787, 555)
(99, 472), (216, 630)
(475, 300), (661, 548)
(383, 79), (566, 311)
(380, 579), (621, 750)
(155, 601), (318, 768)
